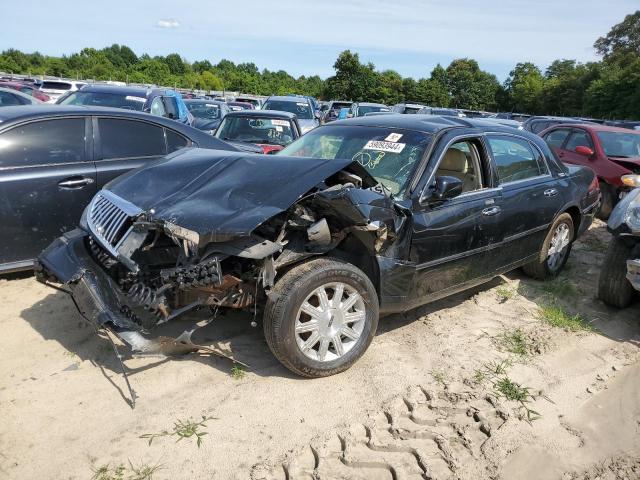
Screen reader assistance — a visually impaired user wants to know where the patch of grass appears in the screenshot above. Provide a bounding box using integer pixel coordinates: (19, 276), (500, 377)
(127, 460), (163, 480)
(538, 304), (592, 332)
(497, 329), (528, 356)
(63, 350), (77, 358)
(231, 363), (245, 380)
(538, 278), (578, 299)
(140, 414), (217, 448)
(495, 285), (516, 303)
(90, 461), (162, 480)
(493, 377), (541, 423)
(430, 370), (447, 385)
(494, 377), (531, 402)
(474, 359), (542, 423)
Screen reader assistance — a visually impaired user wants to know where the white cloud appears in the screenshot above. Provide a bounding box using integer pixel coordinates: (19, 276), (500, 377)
(156, 18), (180, 29)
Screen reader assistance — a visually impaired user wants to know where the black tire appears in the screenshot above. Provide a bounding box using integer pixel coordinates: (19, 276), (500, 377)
(522, 213), (574, 280)
(263, 257), (379, 378)
(597, 182), (616, 220)
(597, 237), (635, 308)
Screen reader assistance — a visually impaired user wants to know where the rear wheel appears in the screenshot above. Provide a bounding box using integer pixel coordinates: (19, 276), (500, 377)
(597, 182), (616, 220)
(597, 238), (635, 308)
(522, 213), (574, 280)
(263, 258), (379, 378)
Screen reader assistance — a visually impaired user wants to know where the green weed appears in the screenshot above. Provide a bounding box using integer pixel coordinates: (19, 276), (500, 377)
(140, 415), (217, 448)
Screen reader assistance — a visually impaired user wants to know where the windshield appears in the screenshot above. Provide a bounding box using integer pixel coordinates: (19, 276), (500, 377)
(216, 116), (295, 146)
(597, 131), (640, 158)
(358, 105), (389, 116)
(186, 102), (220, 120)
(59, 91), (146, 110)
(263, 100), (312, 119)
(404, 107), (422, 114)
(279, 125), (431, 196)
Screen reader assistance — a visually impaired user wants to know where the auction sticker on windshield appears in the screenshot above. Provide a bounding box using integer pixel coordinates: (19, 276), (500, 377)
(385, 133), (403, 142)
(363, 140), (406, 153)
(125, 96), (146, 103)
(272, 119), (290, 127)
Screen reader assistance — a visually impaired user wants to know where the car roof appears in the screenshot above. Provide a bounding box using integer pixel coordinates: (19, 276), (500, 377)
(357, 102), (387, 107)
(335, 113), (524, 134)
(265, 96), (311, 103)
(224, 109), (296, 119)
(184, 99), (226, 105)
(77, 84), (164, 97)
(545, 123), (640, 134)
(0, 105), (177, 127)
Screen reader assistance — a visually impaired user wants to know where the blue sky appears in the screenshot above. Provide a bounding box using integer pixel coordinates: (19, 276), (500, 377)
(3, 0), (637, 81)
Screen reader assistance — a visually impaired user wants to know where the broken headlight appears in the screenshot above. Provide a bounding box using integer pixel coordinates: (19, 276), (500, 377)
(625, 190), (640, 233)
(608, 188), (640, 233)
(163, 222), (200, 245)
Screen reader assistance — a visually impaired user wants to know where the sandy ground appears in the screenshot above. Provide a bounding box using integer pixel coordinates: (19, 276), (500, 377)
(1, 220), (639, 480)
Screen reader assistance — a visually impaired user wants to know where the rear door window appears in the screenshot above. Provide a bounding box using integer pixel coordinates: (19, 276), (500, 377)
(98, 118), (166, 159)
(166, 129), (190, 153)
(487, 135), (549, 184)
(544, 128), (572, 148)
(0, 118), (86, 168)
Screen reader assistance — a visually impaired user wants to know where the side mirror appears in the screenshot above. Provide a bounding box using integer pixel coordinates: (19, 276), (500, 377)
(314, 111), (322, 120)
(575, 145), (594, 157)
(433, 176), (463, 201)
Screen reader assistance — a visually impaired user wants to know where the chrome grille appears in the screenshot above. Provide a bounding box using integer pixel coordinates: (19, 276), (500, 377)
(87, 190), (143, 257)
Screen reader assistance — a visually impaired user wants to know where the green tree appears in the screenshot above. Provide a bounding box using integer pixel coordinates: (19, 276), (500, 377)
(446, 59), (500, 110)
(503, 62), (544, 113)
(594, 10), (640, 61)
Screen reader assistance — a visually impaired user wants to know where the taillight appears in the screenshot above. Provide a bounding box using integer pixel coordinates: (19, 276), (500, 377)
(588, 175), (599, 193)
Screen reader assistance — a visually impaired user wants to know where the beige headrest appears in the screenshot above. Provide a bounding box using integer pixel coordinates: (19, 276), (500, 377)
(440, 149), (468, 172)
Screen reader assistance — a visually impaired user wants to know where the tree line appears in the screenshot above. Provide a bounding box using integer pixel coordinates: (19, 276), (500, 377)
(1, 11), (638, 119)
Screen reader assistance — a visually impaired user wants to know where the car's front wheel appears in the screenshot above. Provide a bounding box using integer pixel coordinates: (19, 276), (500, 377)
(522, 213), (574, 280)
(597, 237), (635, 308)
(263, 258), (379, 378)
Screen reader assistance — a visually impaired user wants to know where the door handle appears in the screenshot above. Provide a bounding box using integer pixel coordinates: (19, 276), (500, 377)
(58, 177), (94, 188)
(544, 188), (559, 197)
(482, 206), (501, 216)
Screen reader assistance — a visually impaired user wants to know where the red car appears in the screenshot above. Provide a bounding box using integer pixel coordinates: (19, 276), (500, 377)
(0, 80), (50, 102)
(541, 123), (640, 218)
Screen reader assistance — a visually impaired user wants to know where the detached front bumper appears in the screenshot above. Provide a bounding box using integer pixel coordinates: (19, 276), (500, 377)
(627, 258), (640, 292)
(36, 229), (140, 331)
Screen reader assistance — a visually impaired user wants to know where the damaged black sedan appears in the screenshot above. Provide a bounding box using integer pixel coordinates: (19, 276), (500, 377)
(37, 116), (600, 377)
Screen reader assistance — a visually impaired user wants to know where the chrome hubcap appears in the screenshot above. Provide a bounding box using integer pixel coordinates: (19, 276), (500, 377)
(547, 223), (571, 270)
(295, 282), (366, 362)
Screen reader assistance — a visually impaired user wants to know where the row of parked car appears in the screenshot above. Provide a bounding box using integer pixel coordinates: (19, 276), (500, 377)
(0, 77), (637, 376)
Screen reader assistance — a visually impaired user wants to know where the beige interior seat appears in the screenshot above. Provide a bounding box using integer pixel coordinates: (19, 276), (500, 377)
(436, 148), (477, 191)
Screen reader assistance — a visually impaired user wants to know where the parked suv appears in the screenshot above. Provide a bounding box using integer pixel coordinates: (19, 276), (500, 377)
(40, 80), (86, 103)
(391, 103), (425, 114)
(541, 123), (640, 218)
(262, 95), (320, 133)
(348, 102), (390, 117)
(58, 85), (194, 125)
(0, 105), (237, 273)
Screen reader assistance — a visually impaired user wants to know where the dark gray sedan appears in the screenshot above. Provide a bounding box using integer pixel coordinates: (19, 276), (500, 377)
(0, 105), (237, 273)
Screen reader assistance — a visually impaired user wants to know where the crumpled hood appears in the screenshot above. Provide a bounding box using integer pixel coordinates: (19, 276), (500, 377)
(106, 148), (354, 242)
